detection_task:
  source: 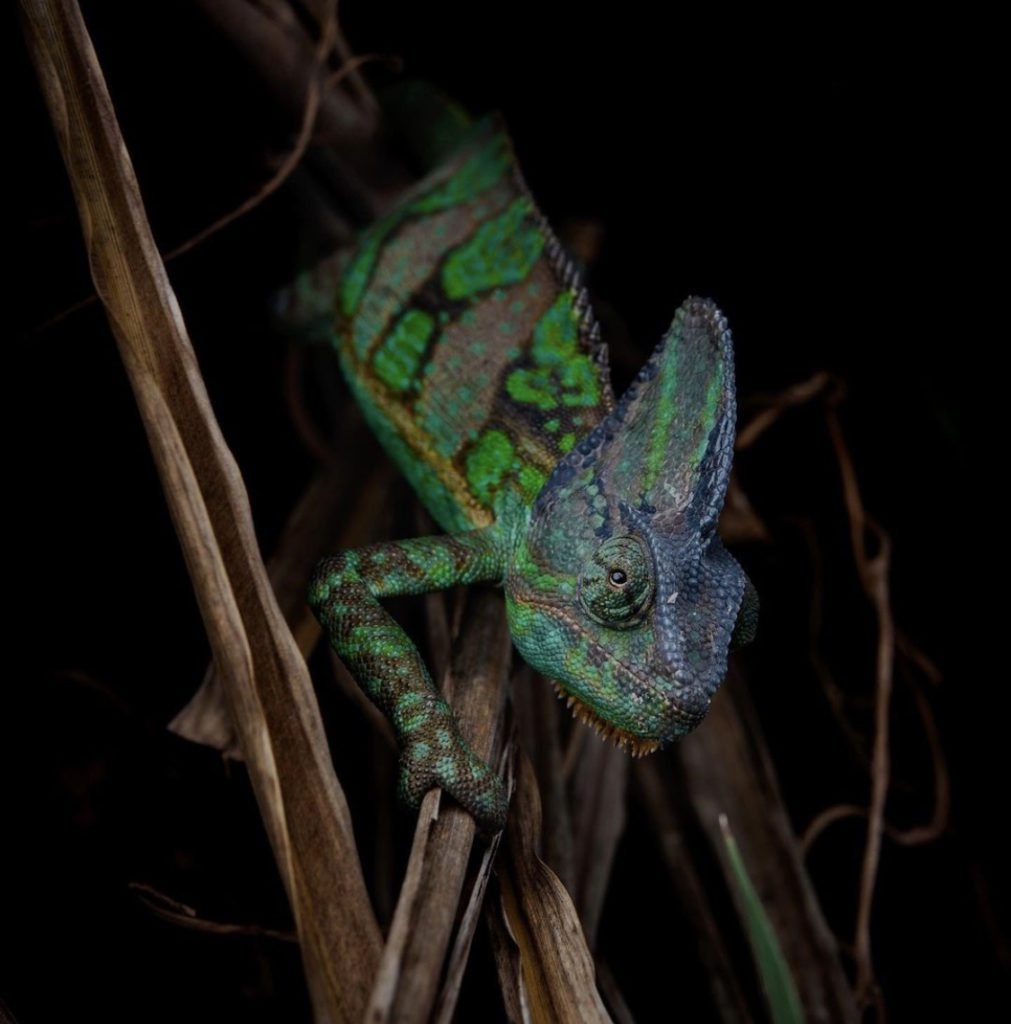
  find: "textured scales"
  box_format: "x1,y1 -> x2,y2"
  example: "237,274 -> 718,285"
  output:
310,118 -> 756,830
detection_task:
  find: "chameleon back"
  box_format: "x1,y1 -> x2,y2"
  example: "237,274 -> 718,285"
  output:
334,120 -> 614,533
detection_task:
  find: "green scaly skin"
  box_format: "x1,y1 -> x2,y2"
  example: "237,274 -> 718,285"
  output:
310,118 -> 756,831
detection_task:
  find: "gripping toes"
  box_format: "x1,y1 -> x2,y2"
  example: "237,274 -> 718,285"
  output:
398,731 -> 509,831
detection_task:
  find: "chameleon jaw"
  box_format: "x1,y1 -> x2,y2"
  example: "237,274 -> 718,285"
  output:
551,680 -> 661,758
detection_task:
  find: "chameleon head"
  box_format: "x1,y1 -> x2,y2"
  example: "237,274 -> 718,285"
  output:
504,297 -> 755,751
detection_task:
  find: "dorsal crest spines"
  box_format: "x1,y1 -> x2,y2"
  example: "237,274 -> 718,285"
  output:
518,170 -> 614,413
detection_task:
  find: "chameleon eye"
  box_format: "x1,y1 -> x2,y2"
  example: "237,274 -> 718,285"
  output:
579,535 -> 654,628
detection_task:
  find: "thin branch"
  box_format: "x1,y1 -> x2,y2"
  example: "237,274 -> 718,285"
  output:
802,673 -> 950,854
128,882 -> 297,943
736,371 -> 835,450
33,24 -> 389,336
164,52 -> 389,262
826,406 -> 893,1008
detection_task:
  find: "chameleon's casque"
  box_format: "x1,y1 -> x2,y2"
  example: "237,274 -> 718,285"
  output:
310,116 -> 756,829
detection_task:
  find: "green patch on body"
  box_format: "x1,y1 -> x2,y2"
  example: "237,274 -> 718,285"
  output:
506,367 -> 558,410
465,429 -> 516,506
505,292 -> 601,413
373,309 -> 435,392
518,464 -> 547,502
442,199 -> 545,300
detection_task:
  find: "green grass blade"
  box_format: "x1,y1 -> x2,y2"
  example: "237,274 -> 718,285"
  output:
720,814 -> 805,1024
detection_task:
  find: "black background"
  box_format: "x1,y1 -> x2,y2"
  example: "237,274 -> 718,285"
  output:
5,2 -> 999,1021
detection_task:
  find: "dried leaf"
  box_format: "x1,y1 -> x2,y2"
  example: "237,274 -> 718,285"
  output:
171,425 -> 390,754
19,2 -> 380,1019
494,751 -> 613,1024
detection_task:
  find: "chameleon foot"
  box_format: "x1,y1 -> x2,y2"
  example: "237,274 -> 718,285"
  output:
398,735 -> 509,832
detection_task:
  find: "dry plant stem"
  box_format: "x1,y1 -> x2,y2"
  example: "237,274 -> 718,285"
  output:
171,413 -> 389,753
676,675 -> 859,1024
433,763 -> 511,1024
194,0 -> 410,217
195,0 -> 371,144
288,0 -> 382,118
633,757 -> 753,1022
493,751 -> 613,1024
802,679 -> 950,853
826,409 -> 895,1007
128,882 -> 297,943
35,6 -> 360,332
798,517 -> 874,767
19,4 -> 380,1020
367,588 -> 512,1024
487,906 -> 526,1024
165,53 -> 385,263
735,371 -> 835,451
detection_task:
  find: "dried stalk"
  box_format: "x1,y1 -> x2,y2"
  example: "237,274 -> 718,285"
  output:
825,408 -> 893,1007
492,751 -> 613,1024
19,2 -> 380,1019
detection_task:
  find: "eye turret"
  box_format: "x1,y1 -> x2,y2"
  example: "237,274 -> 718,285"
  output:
578,535 -> 654,628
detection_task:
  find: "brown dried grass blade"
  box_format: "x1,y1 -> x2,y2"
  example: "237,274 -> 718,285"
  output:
367,588 -> 512,1023
433,784 -> 511,1024
493,751 -> 613,1024
19,3 -> 380,1019
676,675 -> 859,1023
171,413 -> 388,754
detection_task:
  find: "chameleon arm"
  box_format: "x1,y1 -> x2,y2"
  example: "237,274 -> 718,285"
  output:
309,528 -> 509,829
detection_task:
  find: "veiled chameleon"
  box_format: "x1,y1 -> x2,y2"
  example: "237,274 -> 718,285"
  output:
310,118 -> 757,829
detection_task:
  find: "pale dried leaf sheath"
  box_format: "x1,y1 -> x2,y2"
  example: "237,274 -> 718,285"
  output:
171,419 -> 388,755
494,753 -> 613,1024
20,3 -> 380,1021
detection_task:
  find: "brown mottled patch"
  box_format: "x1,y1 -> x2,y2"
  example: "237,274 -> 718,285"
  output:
414,259 -> 558,466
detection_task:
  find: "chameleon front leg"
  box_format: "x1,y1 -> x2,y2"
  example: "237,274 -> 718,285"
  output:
309,529 -> 509,830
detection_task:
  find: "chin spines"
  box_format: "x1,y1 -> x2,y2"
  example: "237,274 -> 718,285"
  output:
551,681 -> 661,757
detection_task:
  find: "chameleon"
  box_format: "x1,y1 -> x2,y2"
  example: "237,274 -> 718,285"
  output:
308,116 -> 757,831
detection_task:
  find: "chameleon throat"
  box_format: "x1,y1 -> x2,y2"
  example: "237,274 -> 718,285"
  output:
551,680 -> 662,757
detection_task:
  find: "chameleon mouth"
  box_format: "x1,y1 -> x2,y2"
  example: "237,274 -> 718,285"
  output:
551,681 -> 661,757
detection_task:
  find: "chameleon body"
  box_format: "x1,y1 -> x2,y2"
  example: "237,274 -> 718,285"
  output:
310,119 -> 756,829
